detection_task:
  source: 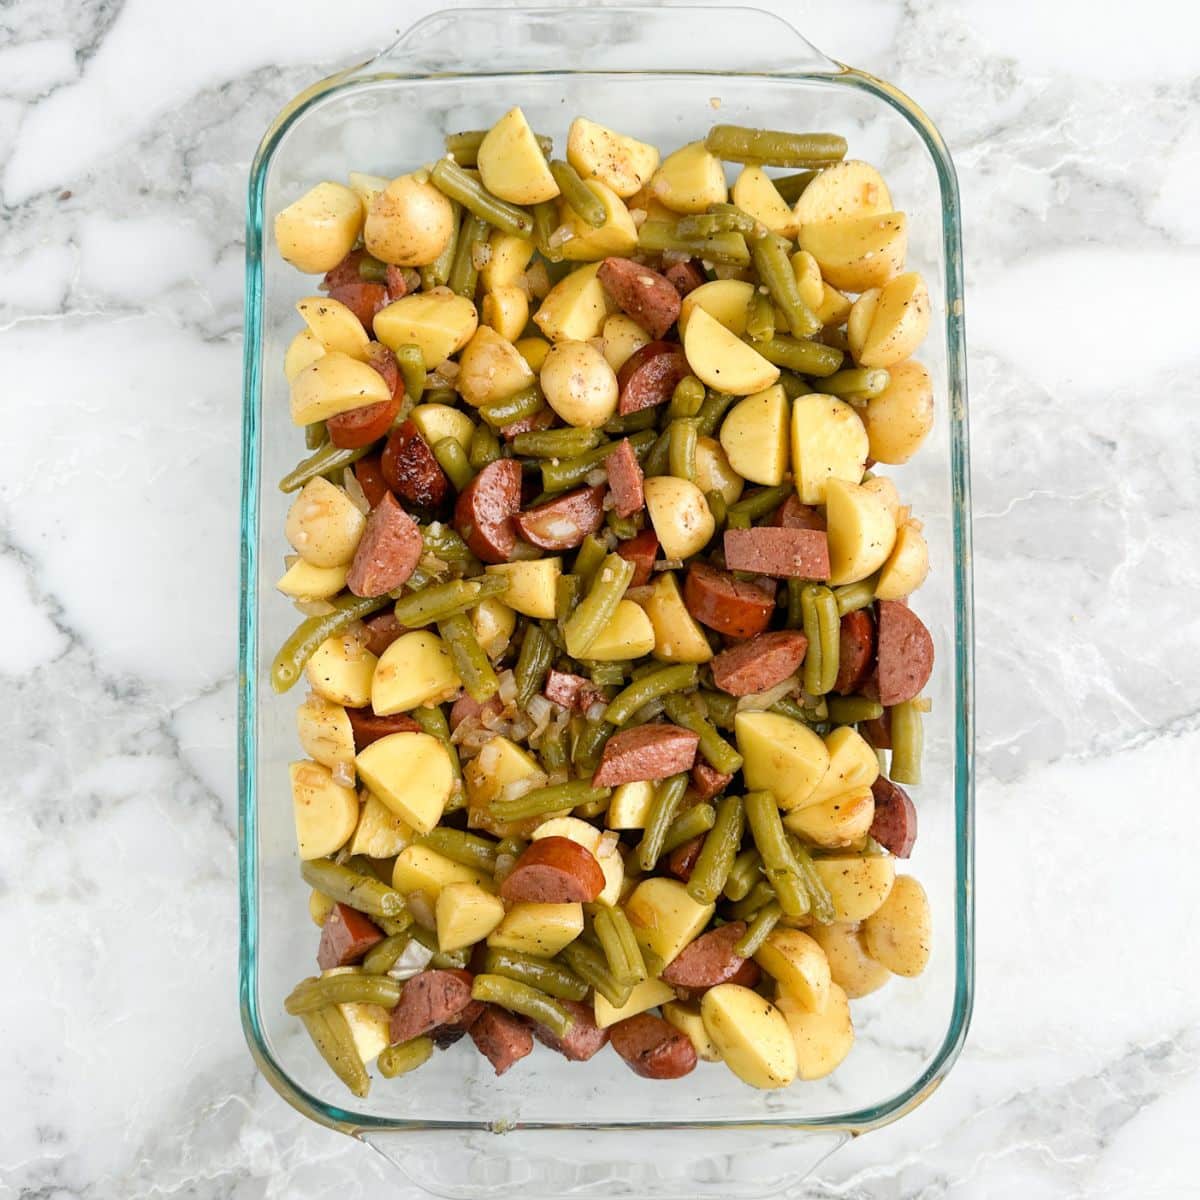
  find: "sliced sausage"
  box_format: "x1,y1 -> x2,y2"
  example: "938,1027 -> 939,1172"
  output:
532,997 -> 610,1062
833,609 -> 876,695
345,706 -> 422,750
617,341 -> 690,415
609,1013 -> 698,1080
605,439 -> 645,518
385,264 -> 411,300
454,458 -> 522,564
691,761 -> 733,802
683,562 -> 775,639
322,248 -> 371,291
664,258 -> 706,298
431,1024 -> 470,1049
661,922 -> 750,989
771,495 -> 827,531
512,484 -> 606,551
382,419 -> 448,509
710,630 -> 808,697
362,609 -> 406,656
327,392 -> 402,449
873,600 -> 934,706
598,257 -> 683,340
667,835 -> 705,882
592,723 -> 700,787
468,1004 -> 534,1076
543,669 -> 607,714
723,527 -> 831,580
870,775 -> 917,858
449,693 -> 503,731
861,708 -> 892,750
389,968 -> 476,1046
316,902 -> 384,969
365,341 -> 402,398
499,836 -> 606,904
354,454 -> 392,508
502,406 -> 555,440
345,491 -> 423,597
616,528 -> 659,586
327,281 -> 389,335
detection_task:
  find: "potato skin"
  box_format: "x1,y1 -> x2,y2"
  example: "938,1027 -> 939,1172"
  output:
862,874 -> 932,977
365,174 -> 455,266
862,359 -> 935,465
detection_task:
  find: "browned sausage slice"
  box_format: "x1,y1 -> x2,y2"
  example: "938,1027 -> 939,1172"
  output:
661,922 -> 751,989
771,494 -> 827,531
666,835 -> 705,882
592,723 -> 700,787
710,630 -> 808,696
543,669 -> 607,714
598,257 -> 683,339
346,491 -> 423,597
454,458 -> 523,563
499,836 -> 606,904
388,968 -> 476,1045
605,438 -> 645,518
345,706 -> 422,750
326,282 -> 389,336
833,609 -> 876,695
512,484 -> 606,550
616,528 -> 659,586
468,1004 -> 534,1076
384,264 -> 411,300
532,997 -> 610,1061
365,341 -> 402,401
691,761 -> 733,802
860,708 -> 892,750
870,775 -> 917,858
361,609 -> 405,656
874,600 -> 934,706
723,527 -> 831,580
617,342 -> 690,415
316,903 -> 384,969
381,419 -> 449,509
663,258 -> 706,298
327,392 -> 402,450
609,1013 -> 698,1079
354,453 -> 392,509
683,562 -> 775,639
322,248 -> 371,291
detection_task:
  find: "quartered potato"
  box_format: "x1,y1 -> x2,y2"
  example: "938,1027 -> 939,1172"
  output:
701,984 -> 798,1090
290,760 -> 359,859
644,476 -> 716,560
558,180 -> 638,261
625,877 -> 714,966
485,558 -> 562,619
811,854 -> 896,922
305,633 -> 377,707
481,284 -> 529,343
295,693 -> 355,772
365,173 -> 456,266
735,711 -> 830,812
409,403 -> 476,451
349,792 -> 413,859
807,921 -> 891,998
876,520 -> 931,600
861,358 -> 934,464
862,874 -> 932,977
663,1001 -> 723,1062
478,107 -> 559,205
678,279 -> 754,337
515,335 -> 552,372
606,781 -> 657,830
487,902 -> 584,957
594,977 -> 675,1029
776,984 -> 854,1080
799,211 -> 907,293
824,478 -> 898,586
289,351 -> 392,425
683,307 -> 780,395
285,476 -> 366,568
581,598 -> 656,662
347,171 -> 389,207
356,732 -> 456,834
731,165 -> 796,237
393,843 -> 491,900
568,117 -> 660,198
861,473 -> 901,522
276,559 -> 348,601
651,141 -> 727,213
284,328 -> 325,381
792,160 -> 892,226
464,737 -> 547,812
533,261 -> 617,342
602,313 -> 651,372
753,928 -> 832,1011
638,571 -> 714,664
274,181 -> 363,274
296,296 -> 370,360
470,596 -> 517,659
789,393 -> 869,505
456,325 -> 536,408
373,291 -> 479,368
371,631 -> 462,714
482,233 -> 537,291
783,785 -> 875,848
719,384 -> 789,486
694,436 -> 744,506
436,882 -> 507,951
853,272 -> 931,368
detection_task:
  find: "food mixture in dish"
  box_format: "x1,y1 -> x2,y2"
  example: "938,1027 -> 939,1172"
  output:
270,109 -> 936,1096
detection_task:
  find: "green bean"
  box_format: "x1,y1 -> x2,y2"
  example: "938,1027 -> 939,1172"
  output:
447,211 -> 489,297
571,536 -> 608,591
490,779 -> 611,823
514,621 -> 555,707
563,553 -> 635,658
285,972 -> 402,1014
772,170 -> 817,204
468,422 -> 502,470
438,612 -> 498,702
889,700 -> 923,784
698,689 -> 738,729
603,407 -> 660,434
750,228 -> 821,338
786,840 -> 834,924
606,511 -> 640,539
483,949 -> 589,1001
676,210 -> 757,238
605,664 -> 698,726
362,931 -> 413,975
694,390 -> 738,438
746,289 -> 776,344
706,489 -> 728,530
271,593 -> 393,692
420,198 -> 461,290
394,344 -> 427,406
420,387 -> 458,409
727,483 -> 793,524
377,914 -> 414,937
279,441 -> 370,493
422,520 -> 476,564
429,158 -> 534,238
536,720 -> 568,775
558,940 -> 633,1008
304,421 -> 326,450
377,1036 -> 434,1079
778,370 -> 813,399
685,793 -> 744,904
833,574 -> 878,616
662,802 -> 717,855
663,376 -> 704,423
827,696 -> 885,725
432,437 -> 474,492
445,128 -> 553,166
591,905 -> 648,986
299,1007 -> 370,1097
547,159 -> 606,227
744,790 -> 799,875
723,847 -> 762,902
352,251 -> 388,283
572,718 -> 613,773
543,429 -> 654,491
300,858 -> 408,921
392,575 -> 508,628
553,574 -> 582,626
704,125 -> 848,167
786,577 -> 805,628
574,792 -> 610,819
757,335 -> 844,377
767,696 -> 807,725
636,773 -> 689,871
726,509 -> 751,530
587,661 -> 626,686
636,220 -> 751,266
728,878 -> 776,921
735,901 -> 782,957
513,426 -> 601,458
667,418 -> 699,482
766,866 -> 810,918
471,973 -> 574,1039
803,584 -> 839,695
818,367 -> 890,398
800,585 -> 822,696
641,428 -> 672,478
660,694 -> 743,774
533,200 -> 564,263
418,828 -> 498,873
479,384 -> 545,430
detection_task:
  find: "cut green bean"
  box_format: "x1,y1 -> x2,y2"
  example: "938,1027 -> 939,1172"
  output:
818,367 -> 890,398
746,289 -> 776,343
558,940 -> 633,1008
766,866 -> 810,918
698,689 -> 738,730
513,426 -> 602,458
439,612 -> 499,702
300,858 -> 409,920
636,220 -> 751,266
723,846 -> 762,902
704,125 -> 848,167
514,621 -> 555,707
421,520 -> 476,563
694,390 -> 738,438
377,1036 -> 434,1079
271,592 -> 393,692
479,384 -> 545,431
304,421 -> 326,450
744,790 -> 799,876
536,720 -> 568,774
362,931 -> 413,975
827,696 -> 885,725
471,974 -> 574,1039
800,585 -> 823,696
445,128 -> 553,166
392,575 -> 508,628
572,535 -> 609,590
417,828 -> 498,873
555,574 -> 582,625
642,428 -> 672,478
636,773 -> 689,871
483,949 -> 589,1002
786,577 -> 806,629
833,573 -> 878,615
574,791 -> 611,819
606,510 -> 640,539
541,429 -> 653,491
408,923 -> 471,970
533,200 -> 564,262
667,374 -> 707,420
587,661 -> 626,686
686,792 -> 744,903
706,489 -> 728,530
735,901 -> 782,957
299,1007 -> 370,1097
285,972 -> 402,1014
729,878 -> 776,921
490,779 -> 611,824
667,418 -> 699,482
548,159 -> 606,226
279,441 -> 370,493
778,370 -> 813,399
395,344 -> 427,406
889,700 -> 923,784
757,335 -> 844,376
676,210 -> 756,237
662,802 -> 717,855
772,170 -> 817,203
429,158 -> 535,238
446,211 -> 488,297
467,422 -> 502,471
422,387 -> 458,408
801,584 -> 839,695
563,553 -> 635,658
603,407 -> 660,434
727,483 -> 793,524
789,840 -> 835,924
433,437 -> 474,492
750,228 -> 821,338
605,664 -> 698,726
571,718 -> 613,773
591,904 -> 648,985
661,694 -> 743,773
354,252 -> 388,283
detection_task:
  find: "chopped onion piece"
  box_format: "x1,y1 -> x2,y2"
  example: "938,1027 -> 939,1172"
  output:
736,674 -> 801,712
406,891 -> 436,932
387,938 -> 435,981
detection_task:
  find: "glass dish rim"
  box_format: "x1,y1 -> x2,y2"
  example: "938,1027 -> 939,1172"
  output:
237,2 -> 975,1140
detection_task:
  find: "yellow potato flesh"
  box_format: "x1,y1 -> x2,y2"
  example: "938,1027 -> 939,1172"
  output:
662,1001 -> 723,1061
701,984 -> 798,1090
783,785 -> 875,849
811,854 -> 896,922
481,285 -> 529,343
754,928 -> 832,1011
857,272 -> 931,368
678,279 -> 755,337
464,736 -> 547,811
533,261 -> 616,342
559,180 -> 638,261
296,296 -> 370,360
371,631 -> 462,715
776,985 -> 854,1080
651,141 -> 727,214
487,903 -> 584,957
862,358 -> 935,465
862,874 -> 932,977
295,693 -> 355,771
643,475 -> 716,560
602,313 -> 651,373
451,325 -> 534,409
356,732 -> 455,835
305,634 -> 377,707
792,160 -> 893,227
734,711 -> 830,811
480,232 -> 536,292
694,436 -> 745,507
373,292 -> 479,369
409,403 -> 476,451
393,844 -> 491,900
515,336 -> 551,372
594,977 -> 675,1029
568,117 -> 660,198
478,107 -> 560,205
789,393 -> 869,505
485,558 -> 562,619
579,598 -> 655,662
289,351 -> 392,425
875,522 -> 931,600
274,181 -> 363,274
285,476 -> 366,568
824,477 -> 898,586
364,174 -> 455,266
732,165 -> 796,237
276,559 -> 348,601
683,307 -> 779,395
808,922 -> 891,999
719,384 -> 789,486
436,882 -> 507,952
624,877 -> 714,966
638,571 -> 713,664
289,760 -> 359,860
470,597 -> 516,659
349,792 -> 413,859
799,212 -> 907,293
807,728 -> 879,814
605,780 -> 656,829
284,329 -> 325,381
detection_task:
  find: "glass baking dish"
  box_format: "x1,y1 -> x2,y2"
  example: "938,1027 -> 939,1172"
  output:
238,6 -> 974,1195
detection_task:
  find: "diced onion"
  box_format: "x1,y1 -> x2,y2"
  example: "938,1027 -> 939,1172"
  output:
654,559 -> 684,572
331,760 -> 356,788
585,467 -> 609,488
342,468 -> 370,515
406,892 -> 436,931
597,830 -> 620,860
497,669 -> 518,707
387,939 -> 435,981
736,674 -> 801,712
585,700 -> 608,723
295,599 -> 335,617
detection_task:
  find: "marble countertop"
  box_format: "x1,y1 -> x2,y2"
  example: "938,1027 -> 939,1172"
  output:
2,1 -> 1198,1196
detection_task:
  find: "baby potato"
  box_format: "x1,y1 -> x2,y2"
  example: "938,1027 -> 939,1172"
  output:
639,570 -> 715,664
651,141 -> 728,213
814,282 -> 853,328
487,902 -> 584,957
811,854 -> 896,922
365,173 -> 456,266
807,921 -> 891,998
594,977 -> 675,1029
464,736 -> 547,811
356,731 -> 456,835
662,1001 -> 723,1062
791,249 -> 825,311
515,336 -> 551,372
373,291 -> 479,369
480,232 -> 536,292
825,478 -> 898,586
285,476 -> 366,568
347,171 -> 389,207
436,882 -> 507,952
694,435 -> 744,507
457,325 -> 536,409
296,296 -> 370,360
481,284 -> 530,343
861,473 -> 901,522
296,692 -> 355,772
678,279 -> 755,336
735,711 -> 831,811
792,160 -> 893,227
783,785 -> 875,849
349,792 -> 413,858
876,521 -> 930,600
558,180 -> 639,261
807,726 -> 881,807
644,476 -> 716,561
409,403 -> 476,452
861,359 -> 934,465
371,631 -> 462,714
719,384 -> 789,486
776,984 -> 854,1081
846,287 -> 878,362
274,181 -> 363,274
606,780 -> 657,830
276,559 -> 348,601
799,212 -> 907,293
284,328 -> 325,381
478,106 -> 560,205
683,307 -> 780,395
862,874 -> 932,977
485,558 -> 562,619
289,350 -> 392,425
789,393 -> 869,505
624,877 -> 715,966
568,117 -> 660,198
289,760 -> 359,859
581,598 -> 656,662
540,340 -> 619,428
306,633 -> 377,707
393,844 -> 491,900
731,165 -> 796,237
310,889 -> 335,927
602,313 -> 651,373
855,272 -> 931,368
470,596 -> 516,659
533,261 -> 617,342
754,928 -> 832,1012
701,984 -> 797,1090
532,815 -> 624,906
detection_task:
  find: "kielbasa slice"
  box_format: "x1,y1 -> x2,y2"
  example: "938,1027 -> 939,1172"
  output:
723,527 -> 831,580
346,491 -> 423,597
382,419 -> 448,509
322,248 -> 371,291
683,562 -> 775,639
710,630 -> 808,697
617,342 -> 690,415
454,458 -> 522,564
609,1013 -> 698,1080
327,392 -> 402,449
663,258 -> 707,298
499,837 -> 606,904
666,835 -> 705,882
361,609 -> 406,656
532,997 -> 610,1062
384,264 -> 411,301
389,969 -> 476,1046
513,484 -> 606,551
502,406 -> 555,440
833,609 -> 876,695
592,723 -> 700,787
616,528 -> 659,586
870,775 -> 917,858
661,922 -> 750,989
326,282 -> 389,336
468,1004 -> 534,1076
771,494 -> 827,531
543,670 -> 607,714
874,600 -> 934,706
691,761 -> 733,802
598,257 -> 683,340
354,454 -> 392,508
861,709 -> 892,750
345,706 -> 422,750
605,438 -> 645,518
316,902 -> 384,969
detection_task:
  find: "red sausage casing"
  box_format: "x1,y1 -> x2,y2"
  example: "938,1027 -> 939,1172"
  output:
617,342 -> 690,415
513,485 -> 606,551
346,491 -> 423,597
316,903 -> 384,969
661,922 -> 750,989
605,439 -> 645,518
617,528 -> 659,586
382,419 -> 449,509
872,600 -> 934,706
609,1013 -> 698,1079
499,836 -> 606,904
870,775 -> 918,858
388,969 -> 476,1045
468,1004 -> 534,1076
833,608 -> 876,695
454,458 -> 523,564
683,562 -> 775,639
532,997 -> 610,1061
598,257 -> 683,340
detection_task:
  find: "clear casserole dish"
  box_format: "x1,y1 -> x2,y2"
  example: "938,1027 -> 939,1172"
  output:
238,6 -> 974,1195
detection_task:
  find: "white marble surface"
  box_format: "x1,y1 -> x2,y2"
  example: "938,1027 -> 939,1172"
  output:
2,0 -> 1198,1196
